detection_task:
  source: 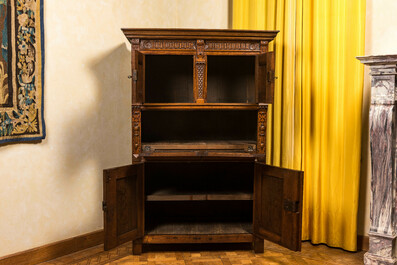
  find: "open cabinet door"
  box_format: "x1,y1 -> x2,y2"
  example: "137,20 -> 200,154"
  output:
256,52 -> 275,104
253,163 -> 303,251
103,163 -> 144,250
132,51 -> 144,103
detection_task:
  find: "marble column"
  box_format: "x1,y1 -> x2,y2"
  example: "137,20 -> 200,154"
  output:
357,55 -> 397,265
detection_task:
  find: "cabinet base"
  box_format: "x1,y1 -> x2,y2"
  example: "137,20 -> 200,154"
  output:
130,234 -> 262,255
143,234 -> 253,244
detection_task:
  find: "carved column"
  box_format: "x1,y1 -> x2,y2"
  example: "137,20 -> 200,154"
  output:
358,55 -> 397,265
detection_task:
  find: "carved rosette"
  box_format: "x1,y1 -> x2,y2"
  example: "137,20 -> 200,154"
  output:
132,105 -> 141,158
257,105 -> 267,155
140,40 -> 196,50
205,41 -> 260,52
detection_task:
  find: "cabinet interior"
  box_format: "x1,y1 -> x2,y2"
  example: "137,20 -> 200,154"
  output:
145,55 -> 194,103
144,161 -> 253,235
207,56 -> 256,103
141,110 -> 257,143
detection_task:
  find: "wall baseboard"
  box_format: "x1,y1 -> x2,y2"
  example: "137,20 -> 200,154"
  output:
0,230 -> 369,264
0,230 -> 103,265
357,235 -> 369,252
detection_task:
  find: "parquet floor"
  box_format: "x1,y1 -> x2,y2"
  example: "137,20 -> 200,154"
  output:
40,240 -> 364,265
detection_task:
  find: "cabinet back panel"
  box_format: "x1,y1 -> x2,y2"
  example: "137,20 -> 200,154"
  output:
141,110 -> 257,142
207,56 -> 255,103
145,55 -> 194,103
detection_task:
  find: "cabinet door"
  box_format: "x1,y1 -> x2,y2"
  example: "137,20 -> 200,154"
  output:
256,52 -> 275,104
253,162 -> 303,251
103,163 -> 144,250
132,51 -> 144,103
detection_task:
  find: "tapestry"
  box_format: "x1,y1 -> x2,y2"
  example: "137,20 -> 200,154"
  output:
0,0 -> 45,144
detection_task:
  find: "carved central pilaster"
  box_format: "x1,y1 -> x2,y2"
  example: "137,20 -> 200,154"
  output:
194,40 -> 207,103
358,55 -> 397,265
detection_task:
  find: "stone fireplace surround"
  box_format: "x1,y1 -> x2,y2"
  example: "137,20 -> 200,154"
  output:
358,55 -> 397,265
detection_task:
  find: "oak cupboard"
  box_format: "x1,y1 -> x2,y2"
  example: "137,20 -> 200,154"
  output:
102,29 -> 304,255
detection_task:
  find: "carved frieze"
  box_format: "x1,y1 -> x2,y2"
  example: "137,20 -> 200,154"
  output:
140,40 -> 196,50
205,41 -> 260,51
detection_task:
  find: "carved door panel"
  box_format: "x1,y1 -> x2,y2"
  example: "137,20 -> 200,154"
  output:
253,162 -> 303,251
103,163 -> 144,250
132,51 -> 145,103
256,51 -> 275,104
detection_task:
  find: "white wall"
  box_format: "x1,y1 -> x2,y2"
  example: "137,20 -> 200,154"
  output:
0,0 -> 229,257
357,0 -> 397,236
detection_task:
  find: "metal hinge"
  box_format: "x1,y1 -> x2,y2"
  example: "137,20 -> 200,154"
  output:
132,69 -> 138,81
102,201 -> 107,212
283,200 -> 299,213
267,70 -> 277,83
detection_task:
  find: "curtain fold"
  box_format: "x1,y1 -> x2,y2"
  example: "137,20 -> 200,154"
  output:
233,0 -> 365,251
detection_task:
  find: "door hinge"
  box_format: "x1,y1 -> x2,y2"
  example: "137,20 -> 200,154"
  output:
102,201 -> 108,212
132,69 -> 138,81
267,70 -> 277,83
283,200 -> 299,213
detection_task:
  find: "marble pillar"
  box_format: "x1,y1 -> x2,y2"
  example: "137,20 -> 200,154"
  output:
357,55 -> 397,265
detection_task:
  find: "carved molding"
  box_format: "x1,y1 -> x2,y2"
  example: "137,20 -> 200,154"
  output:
196,62 -> 205,99
257,106 -> 267,154
140,40 -> 196,50
131,38 -> 140,50
205,41 -> 260,51
132,106 -> 141,156
260,41 -> 268,53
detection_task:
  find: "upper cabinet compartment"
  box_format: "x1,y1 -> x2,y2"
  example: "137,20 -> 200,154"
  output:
145,55 -> 194,103
123,29 -> 279,106
207,56 -> 255,103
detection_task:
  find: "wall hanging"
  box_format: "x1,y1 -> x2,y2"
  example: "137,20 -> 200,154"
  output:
0,0 -> 45,144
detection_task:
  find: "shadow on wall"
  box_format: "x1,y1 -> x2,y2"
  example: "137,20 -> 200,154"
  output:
61,43 -> 132,178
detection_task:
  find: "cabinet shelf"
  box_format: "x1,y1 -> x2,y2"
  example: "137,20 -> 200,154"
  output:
146,190 -> 253,201
146,221 -> 253,235
141,103 -> 260,110
142,141 -> 256,151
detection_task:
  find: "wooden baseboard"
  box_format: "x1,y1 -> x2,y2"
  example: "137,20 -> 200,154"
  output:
0,230 -> 104,265
357,235 -> 369,251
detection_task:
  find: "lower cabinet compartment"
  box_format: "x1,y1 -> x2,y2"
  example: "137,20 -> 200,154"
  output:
145,201 -> 253,235
103,161 -> 303,252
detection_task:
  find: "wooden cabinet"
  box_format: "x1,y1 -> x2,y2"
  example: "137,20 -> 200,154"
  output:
103,29 -> 304,254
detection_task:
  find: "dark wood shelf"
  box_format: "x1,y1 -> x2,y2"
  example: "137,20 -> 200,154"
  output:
146,221 -> 252,235
146,190 -> 253,201
141,103 -> 260,110
142,141 -> 256,151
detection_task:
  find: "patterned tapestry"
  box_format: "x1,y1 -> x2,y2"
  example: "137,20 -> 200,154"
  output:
0,0 -> 45,144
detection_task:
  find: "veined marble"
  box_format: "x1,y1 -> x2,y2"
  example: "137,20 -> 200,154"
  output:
358,54 -> 397,265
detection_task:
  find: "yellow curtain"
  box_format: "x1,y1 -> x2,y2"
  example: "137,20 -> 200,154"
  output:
233,0 -> 365,251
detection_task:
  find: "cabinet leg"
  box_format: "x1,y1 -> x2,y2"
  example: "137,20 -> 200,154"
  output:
253,236 -> 264,253
132,239 -> 142,255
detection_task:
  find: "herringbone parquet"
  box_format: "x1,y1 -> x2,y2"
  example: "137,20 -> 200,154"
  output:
40,240 -> 364,265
